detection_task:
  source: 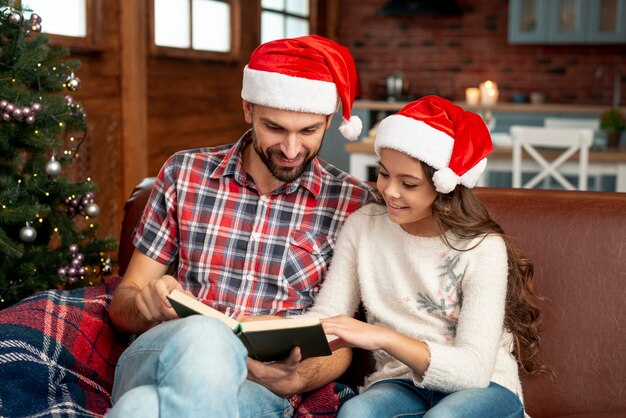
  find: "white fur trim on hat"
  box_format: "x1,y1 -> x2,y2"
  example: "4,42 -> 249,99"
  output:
432,157 -> 488,193
339,115 -> 362,141
242,66 -> 338,115
459,158 -> 487,188
374,114 -> 453,170
432,167 -> 458,193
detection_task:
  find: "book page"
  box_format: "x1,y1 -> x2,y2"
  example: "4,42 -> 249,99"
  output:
240,316 -> 321,332
167,289 -> 239,330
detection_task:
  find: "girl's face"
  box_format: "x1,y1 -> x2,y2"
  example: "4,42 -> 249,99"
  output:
376,148 -> 439,236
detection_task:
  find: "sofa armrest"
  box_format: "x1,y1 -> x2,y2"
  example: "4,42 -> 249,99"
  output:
117,177 -> 156,276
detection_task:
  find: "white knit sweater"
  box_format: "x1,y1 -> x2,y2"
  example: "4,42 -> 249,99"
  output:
308,203 -> 524,402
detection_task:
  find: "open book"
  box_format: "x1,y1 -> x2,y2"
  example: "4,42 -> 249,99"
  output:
166,290 -> 332,362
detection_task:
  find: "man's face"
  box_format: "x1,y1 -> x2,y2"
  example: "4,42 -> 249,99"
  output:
243,102 -> 331,183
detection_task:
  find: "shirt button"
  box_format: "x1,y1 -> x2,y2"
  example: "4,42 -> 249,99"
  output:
259,195 -> 269,204
251,232 -> 261,241
245,274 -> 254,281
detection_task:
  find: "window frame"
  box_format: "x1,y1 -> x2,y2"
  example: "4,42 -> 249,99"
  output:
260,0 -> 317,43
149,0 -> 241,62
17,0 -> 103,51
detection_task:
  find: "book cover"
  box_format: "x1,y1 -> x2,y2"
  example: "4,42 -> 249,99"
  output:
167,290 -> 332,362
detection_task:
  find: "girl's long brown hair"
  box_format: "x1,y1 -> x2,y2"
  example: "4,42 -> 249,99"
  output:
377,163 -> 549,376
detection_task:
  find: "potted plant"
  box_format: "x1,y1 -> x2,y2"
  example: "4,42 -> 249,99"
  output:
600,107 -> 626,147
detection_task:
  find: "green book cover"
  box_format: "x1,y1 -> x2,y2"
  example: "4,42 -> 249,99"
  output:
167,290 -> 332,362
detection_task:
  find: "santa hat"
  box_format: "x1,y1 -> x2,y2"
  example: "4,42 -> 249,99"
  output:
374,95 -> 493,193
241,35 -> 362,141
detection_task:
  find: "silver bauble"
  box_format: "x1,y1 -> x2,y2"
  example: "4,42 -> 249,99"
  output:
84,202 -> 100,217
20,223 -> 37,243
8,10 -> 24,26
65,73 -> 81,92
45,157 -> 62,177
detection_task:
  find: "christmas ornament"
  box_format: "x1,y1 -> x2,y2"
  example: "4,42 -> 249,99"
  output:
65,192 -> 100,217
84,202 -> 100,217
7,10 -> 24,27
29,13 -> 42,33
0,100 -> 41,124
20,222 -> 37,243
65,72 -> 81,92
45,156 -> 62,177
57,244 -> 86,284
102,257 -> 112,274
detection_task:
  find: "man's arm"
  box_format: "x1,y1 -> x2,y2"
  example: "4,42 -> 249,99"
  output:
247,346 -> 352,398
109,249 -> 181,334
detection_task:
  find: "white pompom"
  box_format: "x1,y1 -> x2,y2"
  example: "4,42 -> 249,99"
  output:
338,115 -> 362,141
432,167 -> 460,194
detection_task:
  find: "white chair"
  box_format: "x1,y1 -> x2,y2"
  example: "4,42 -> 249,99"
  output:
510,126 -> 594,191
544,118 -> 603,190
543,117 -> 600,131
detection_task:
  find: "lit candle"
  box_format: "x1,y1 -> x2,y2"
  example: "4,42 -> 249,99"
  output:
479,80 -> 499,106
465,87 -> 480,106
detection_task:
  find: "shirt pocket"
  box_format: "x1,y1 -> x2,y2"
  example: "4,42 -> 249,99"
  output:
282,230 -> 334,297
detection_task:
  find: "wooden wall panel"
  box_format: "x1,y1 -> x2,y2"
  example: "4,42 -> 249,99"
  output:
67,1 -> 123,247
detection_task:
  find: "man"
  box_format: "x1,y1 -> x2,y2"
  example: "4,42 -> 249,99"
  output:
107,35 -> 373,417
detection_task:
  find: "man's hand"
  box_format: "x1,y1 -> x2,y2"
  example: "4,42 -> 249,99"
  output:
246,346 -> 303,398
135,274 -> 183,324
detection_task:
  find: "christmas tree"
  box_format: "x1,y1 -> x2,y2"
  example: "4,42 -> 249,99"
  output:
0,2 -> 117,308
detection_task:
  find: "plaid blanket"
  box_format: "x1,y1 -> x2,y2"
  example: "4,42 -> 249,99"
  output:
0,276 -> 355,417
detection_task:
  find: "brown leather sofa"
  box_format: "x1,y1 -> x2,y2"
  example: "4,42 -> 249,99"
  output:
119,178 -> 626,418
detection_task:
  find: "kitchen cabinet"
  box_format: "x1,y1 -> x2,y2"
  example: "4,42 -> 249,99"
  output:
509,0 -> 626,44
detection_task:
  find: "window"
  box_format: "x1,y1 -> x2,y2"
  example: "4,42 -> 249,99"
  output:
151,0 -> 240,61
20,0 -> 101,50
261,0 -> 313,44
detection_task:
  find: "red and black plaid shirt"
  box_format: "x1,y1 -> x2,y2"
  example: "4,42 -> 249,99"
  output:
134,131 -> 373,318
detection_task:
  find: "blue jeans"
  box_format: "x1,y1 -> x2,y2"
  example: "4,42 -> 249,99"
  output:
107,316 -> 293,418
337,379 -> 524,418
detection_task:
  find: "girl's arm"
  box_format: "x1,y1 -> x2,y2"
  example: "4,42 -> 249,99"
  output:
324,235 -> 510,393
321,315 -> 431,377
304,212 -> 363,319
419,235 -> 509,391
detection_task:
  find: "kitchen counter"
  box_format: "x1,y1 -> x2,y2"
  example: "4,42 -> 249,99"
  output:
354,99 -> 626,115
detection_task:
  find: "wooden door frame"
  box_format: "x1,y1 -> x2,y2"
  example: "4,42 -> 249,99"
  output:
119,0 -> 149,203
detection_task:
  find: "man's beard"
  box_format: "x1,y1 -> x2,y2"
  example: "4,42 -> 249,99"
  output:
251,130 -> 321,183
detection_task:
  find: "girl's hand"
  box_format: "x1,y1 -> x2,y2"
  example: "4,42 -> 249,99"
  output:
321,315 -> 388,351
323,315 -> 431,377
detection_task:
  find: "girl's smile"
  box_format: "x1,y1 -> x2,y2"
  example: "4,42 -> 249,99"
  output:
376,148 -> 439,237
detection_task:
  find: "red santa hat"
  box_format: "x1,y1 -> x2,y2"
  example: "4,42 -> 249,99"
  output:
374,95 -> 493,193
241,35 -> 362,141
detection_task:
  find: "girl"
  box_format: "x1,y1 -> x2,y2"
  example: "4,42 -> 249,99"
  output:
308,96 -> 546,417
